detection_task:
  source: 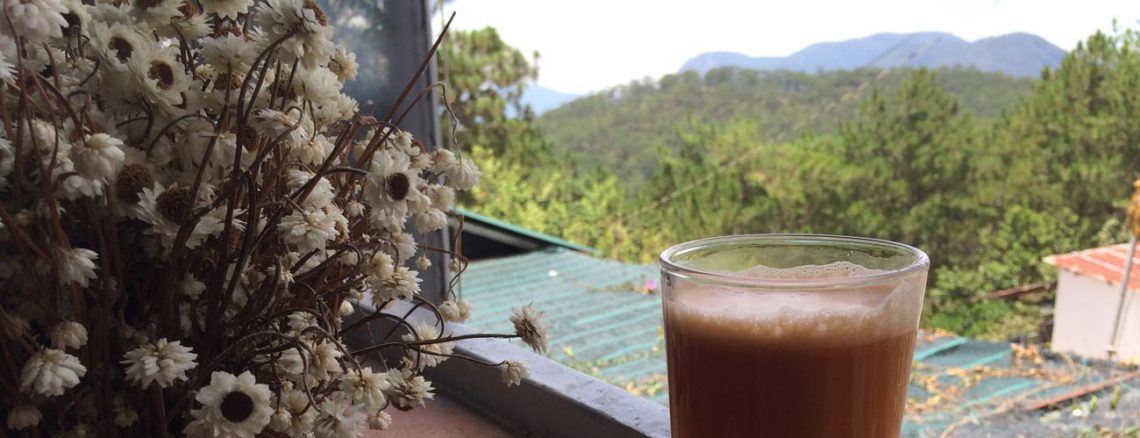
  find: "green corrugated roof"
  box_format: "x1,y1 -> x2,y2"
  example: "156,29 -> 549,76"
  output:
460,250 -> 1140,435
452,207 -> 599,255
460,248 -> 664,392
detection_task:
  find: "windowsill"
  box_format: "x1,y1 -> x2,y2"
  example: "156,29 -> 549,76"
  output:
344,300 -> 671,437
367,393 -> 513,437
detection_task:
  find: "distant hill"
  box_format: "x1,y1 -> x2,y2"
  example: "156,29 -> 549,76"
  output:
539,67 -> 1035,187
520,84 -> 580,115
680,32 -> 1065,78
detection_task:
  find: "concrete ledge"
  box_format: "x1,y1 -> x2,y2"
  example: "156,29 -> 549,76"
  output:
343,301 -> 671,438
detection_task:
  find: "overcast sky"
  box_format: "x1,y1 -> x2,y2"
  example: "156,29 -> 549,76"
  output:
441,0 -> 1140,94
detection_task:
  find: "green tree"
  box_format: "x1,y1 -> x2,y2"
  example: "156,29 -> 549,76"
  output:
989,29 -> 1140,226
440,27 -> 542,159
629,118 -> 774,261
926,206 -> 1087,339
440,28 -> 628,255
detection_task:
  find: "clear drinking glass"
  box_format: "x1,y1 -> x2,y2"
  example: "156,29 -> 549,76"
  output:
659,234 -> 929,438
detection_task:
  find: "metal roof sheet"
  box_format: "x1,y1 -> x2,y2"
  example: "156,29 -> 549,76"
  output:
453,207 -> 599,255
1045,243 -> 1140,290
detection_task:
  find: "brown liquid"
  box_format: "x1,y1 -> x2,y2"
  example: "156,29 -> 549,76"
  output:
664,290 -> 919,438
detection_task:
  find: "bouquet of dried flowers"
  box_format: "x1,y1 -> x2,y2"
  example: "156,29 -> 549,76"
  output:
0,0 -> 548,436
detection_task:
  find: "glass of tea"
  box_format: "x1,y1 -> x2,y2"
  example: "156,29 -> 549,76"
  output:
659,234 -> 929,437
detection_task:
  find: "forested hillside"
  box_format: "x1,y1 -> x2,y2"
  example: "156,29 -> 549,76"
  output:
539,67 -> 1034,186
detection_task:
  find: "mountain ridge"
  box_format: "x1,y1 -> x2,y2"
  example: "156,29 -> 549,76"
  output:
680,32 -> 1065,78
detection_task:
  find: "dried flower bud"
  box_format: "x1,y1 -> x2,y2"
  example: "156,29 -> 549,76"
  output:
113,407 -> 138,427
438,300 -> 462,323
50,321 -> 89,350
500,361 -> 529,387
415,255 -> 431,270
7,404 -> 41,430
367,411 -> 392,430
510,305 -> 549,354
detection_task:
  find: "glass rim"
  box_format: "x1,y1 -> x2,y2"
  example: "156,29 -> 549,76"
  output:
659,234 -> 930,289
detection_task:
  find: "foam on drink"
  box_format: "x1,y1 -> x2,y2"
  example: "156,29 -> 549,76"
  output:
667,261 -> 924,348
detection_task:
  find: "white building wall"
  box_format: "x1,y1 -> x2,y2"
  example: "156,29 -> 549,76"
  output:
1116,281 -> 1140,361
1051,271 -> 1140,360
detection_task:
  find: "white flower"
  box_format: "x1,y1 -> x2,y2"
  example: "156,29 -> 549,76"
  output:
268,408 -> 292,434
4,0 -> 68,42
55,161 -> 107,200
390,232 -> 417,263
313,396 -> 365,438
338,300 -> 355,317
127,47 -> 190,110
415,208 -> 447,233
287,171 -> 335,208
50,321 -> 88,350
200,34 -> 257,71
121,338 -> 197,388
430,149 -> 457,174
134,182 -> 232,251
500,360 -> 529,387
181,275 -> 206,300
415,255 -> 432,270
368,205 -> 407,233
367,411 -> 392,430
89,22 -> 153,71
329,46 -> 358,81
295,67 -> 340,104
363,148 -> 422,212
6,404 -> 41,430
446,157 -> 481,190
286,311 -> 317,334
186,371 -> 273,438
20,348 -> 86,396
253,108 -> 309,148
385,370 -> 434,409
279,340 -> 342,382
371,266 -> 421,304
402,322 -> 453,370
278,206 -> 342,253
257,0 -> 333,69
201,0 -> 253,19
438,300 -> 470,323
289,133 -> 333,166
317,93 -> 357,125
57,247 -> 98,287
511,305 -> 550,354
339,366 -> 389,411
72,133 -> 126,180
345,200 -> 365,218
363,250 -> 394,283
426,184 -> 456,210
113,407 -> 138,427
274,388 -> 316,436
165,12 -> 211,39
